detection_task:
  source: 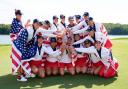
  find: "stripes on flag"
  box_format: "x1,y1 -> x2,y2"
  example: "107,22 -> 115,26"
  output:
100,24 -> 108,36
11,43 -> 32,75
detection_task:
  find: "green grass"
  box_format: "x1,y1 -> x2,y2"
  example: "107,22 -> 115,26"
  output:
0,39 -> 128,89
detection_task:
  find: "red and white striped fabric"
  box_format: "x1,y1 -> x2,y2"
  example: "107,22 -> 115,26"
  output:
11,43 -> 32,75
100,24 -> 108,37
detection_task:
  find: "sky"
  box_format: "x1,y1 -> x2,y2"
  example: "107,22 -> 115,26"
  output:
0,0 -> 128,24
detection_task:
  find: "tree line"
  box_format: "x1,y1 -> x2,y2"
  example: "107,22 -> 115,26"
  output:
0,23 -> 128,35
0,24 -> 10,35
104,23 -> 128,35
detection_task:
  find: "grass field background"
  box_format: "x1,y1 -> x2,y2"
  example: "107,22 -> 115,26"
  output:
0,38 -> 128,89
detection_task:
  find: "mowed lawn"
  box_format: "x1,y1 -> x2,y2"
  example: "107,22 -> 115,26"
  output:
0,39 -> 128,89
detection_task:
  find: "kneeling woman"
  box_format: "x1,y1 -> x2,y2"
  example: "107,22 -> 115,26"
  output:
75,39 -> 118,78
73,34 -> 90,74
29,34 -> 62,78
45,37 -> 61,76
59,41 -> 75,76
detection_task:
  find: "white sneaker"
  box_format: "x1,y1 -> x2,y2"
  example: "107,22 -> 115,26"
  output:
17,75 -> 27,82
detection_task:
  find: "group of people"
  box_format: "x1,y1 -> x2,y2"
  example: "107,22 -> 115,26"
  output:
10,9 -> 119,82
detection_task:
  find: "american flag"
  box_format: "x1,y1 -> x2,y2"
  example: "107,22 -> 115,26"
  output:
10,18 -> 23,41
11,28 -> 37,75
11,43 -> 32,75
100,24 -> 108,36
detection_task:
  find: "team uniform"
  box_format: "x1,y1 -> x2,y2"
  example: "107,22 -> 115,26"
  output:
67,23 -> 76,29
52,23 -> 59,31
73,32 -> 112,49
30,44 -> 61,68
58,48 -> 74,70
71,19 -> 89,38
72,21 -> 111,42
75,15 -> 82,24
71,20 -> 88,32
57,21 -> 67,36
35,27 -> 57,47
75,46 -> 118,78
29,44 -> 46,69
73,44 -> 89,68
57,22 -> 66,31
48,24 -> 58,31
45,46 -> 61,69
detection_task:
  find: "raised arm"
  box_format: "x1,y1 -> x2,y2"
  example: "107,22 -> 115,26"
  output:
36,28 -> 57,34
73,26 -> 89,34
42,46 -> 61,57
71,21 -> 88,32
75,46 -> 96,54
73,36 -> 94,45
